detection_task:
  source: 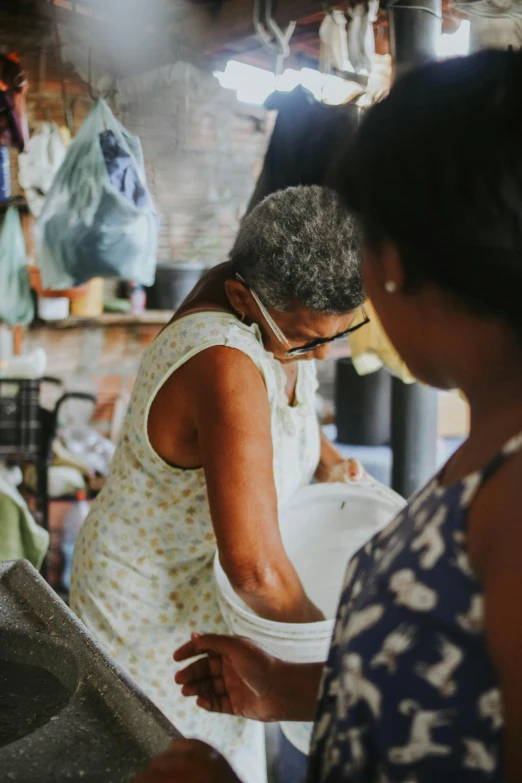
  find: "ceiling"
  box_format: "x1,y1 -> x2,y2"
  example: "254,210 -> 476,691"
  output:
5,0 -> 462,81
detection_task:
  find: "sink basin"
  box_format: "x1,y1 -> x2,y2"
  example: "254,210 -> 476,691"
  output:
0,631 -> 76,748
0,659 -> 71,748
0,561 -> 179,782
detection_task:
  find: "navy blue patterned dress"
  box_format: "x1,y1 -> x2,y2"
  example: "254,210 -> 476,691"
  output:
307,433 -> 522,783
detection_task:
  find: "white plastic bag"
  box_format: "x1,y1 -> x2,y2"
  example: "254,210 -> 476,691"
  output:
0,207 -> 34,325
18,122 -> 67,218
36,99 -> 158,289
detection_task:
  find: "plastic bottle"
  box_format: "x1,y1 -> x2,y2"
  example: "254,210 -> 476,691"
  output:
0,145 -> 11,201
129,281 -> 146,314
62,491 -> 90,591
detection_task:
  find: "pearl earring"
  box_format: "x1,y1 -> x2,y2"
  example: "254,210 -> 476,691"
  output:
385,281 -> 397,294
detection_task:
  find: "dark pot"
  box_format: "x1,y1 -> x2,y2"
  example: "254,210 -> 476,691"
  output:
335,358 -> 392,446
149,262 -> 207,312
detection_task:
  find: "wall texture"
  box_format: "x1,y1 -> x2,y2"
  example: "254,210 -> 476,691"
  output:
0,9 -> 269,430
117,63 -> 269,265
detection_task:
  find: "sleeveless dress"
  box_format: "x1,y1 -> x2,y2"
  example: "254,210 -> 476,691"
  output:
307,432 -> 522,783
70,312 -> 321,783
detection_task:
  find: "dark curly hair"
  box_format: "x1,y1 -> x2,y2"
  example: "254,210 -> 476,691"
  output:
334,49 -> 522,330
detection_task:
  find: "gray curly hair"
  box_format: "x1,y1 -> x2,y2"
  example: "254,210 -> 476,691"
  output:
231,185 -> 363,314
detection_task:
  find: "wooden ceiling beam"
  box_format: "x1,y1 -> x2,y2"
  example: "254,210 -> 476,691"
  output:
34,0 -> 328,75
177,0 -> 327,54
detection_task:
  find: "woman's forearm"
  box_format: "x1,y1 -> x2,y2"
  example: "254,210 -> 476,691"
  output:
275,660 -> 325,722
232,567 -> 324,623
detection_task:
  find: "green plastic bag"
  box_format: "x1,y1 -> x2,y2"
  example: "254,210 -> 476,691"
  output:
0,207 -> 34,325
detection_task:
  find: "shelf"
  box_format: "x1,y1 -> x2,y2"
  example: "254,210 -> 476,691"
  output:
31,311 -> 173,330
0,196 -> 29,213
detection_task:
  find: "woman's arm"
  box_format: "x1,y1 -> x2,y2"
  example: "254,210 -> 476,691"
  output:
315,426 -> 365,483
176,346 -> 322,623
174,633 -> 324,723
469,452 -> 522,783
134,739 -> 241,783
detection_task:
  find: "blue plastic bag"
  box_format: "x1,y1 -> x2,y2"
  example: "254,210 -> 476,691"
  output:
0,207 -> 34,325
36,100 -> 158,289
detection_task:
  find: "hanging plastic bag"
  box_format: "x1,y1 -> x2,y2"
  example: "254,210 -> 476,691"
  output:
0,207 -> 34,325
36,99 -> 158,289
18,122 -> 67,218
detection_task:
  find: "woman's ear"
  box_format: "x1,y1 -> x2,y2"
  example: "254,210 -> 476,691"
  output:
224,278 -> 255,320
364,239 -> 406,296
378,240 -> 406,293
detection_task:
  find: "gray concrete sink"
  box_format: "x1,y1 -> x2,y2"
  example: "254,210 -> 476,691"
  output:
0,561 -> 179,782
0,630 -> 76,748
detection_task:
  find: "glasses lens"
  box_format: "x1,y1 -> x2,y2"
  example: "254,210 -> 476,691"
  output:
286,310 -> 369,357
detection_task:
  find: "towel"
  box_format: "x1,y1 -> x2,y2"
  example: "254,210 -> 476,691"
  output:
0,468 -> 49,569
349,300 -> 415,383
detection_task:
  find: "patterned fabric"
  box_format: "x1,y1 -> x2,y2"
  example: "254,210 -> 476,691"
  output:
70,312 -> 321,783
0,379 -> 40,459
308,433 -> 522,783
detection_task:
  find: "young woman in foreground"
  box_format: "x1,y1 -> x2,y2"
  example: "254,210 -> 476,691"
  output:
136,50 -> 522,783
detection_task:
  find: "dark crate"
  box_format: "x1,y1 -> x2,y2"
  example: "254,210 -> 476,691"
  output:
0,378 -> 41,458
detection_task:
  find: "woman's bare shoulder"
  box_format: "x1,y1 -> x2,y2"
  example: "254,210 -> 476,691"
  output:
468,448 -> 522,576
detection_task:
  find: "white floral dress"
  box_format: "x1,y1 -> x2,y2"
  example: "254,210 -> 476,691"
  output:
70,312 -> 321,783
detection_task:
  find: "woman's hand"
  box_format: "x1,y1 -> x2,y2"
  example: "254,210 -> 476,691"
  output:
315,428 -> 367,483
174,633 -> 284,721
322,458 -> 367,483
174,633 -> 323,723
134,739 -> 241,783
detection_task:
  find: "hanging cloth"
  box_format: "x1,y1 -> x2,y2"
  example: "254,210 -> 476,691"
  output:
0,53 -> 29,152
18,123 -> 67,218
0,207 -> 34,326
36,99 -> 158,289
246,85 -> 359,214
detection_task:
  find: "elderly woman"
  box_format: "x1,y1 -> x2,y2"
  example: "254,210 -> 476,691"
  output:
70,185 -> 367,783
137,50 -> 522,783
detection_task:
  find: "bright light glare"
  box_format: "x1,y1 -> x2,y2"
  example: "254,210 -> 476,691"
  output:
214,61 -> 275,105
213,61 -> 359,106
437,20 -> 470,59
215,24 -> 470,106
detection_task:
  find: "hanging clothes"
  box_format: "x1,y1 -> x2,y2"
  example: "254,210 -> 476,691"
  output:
18,123 -> 68,218
246,86 -> 359,214
0,469 -> 49,569
0,207 -> 34,326
0,53 -> 29,153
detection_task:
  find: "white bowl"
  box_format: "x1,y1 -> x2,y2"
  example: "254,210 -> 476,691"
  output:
214,480 -> 406,754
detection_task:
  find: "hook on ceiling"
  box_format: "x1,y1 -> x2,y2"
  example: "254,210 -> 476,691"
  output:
253,0 -> 296,74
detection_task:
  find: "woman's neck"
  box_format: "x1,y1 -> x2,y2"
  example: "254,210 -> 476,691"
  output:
175,262 -> 235,319
443,341 -> 522,484
463,341 -> 522,435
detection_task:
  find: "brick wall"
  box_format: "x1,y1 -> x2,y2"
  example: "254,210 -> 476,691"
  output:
1,9 -> 269,263
116,63 -> 269,265
25,322 -> 163,438
0,9 -> 269,429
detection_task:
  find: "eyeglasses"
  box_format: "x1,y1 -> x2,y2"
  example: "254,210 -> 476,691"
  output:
236,274 -> 370,358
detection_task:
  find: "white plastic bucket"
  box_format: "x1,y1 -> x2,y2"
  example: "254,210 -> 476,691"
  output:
214,479 -> 406,755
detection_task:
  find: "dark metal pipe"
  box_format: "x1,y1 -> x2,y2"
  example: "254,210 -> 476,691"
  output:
391,379 -> 438,497
388,0 -> 442,79
388,0 -> 441,497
